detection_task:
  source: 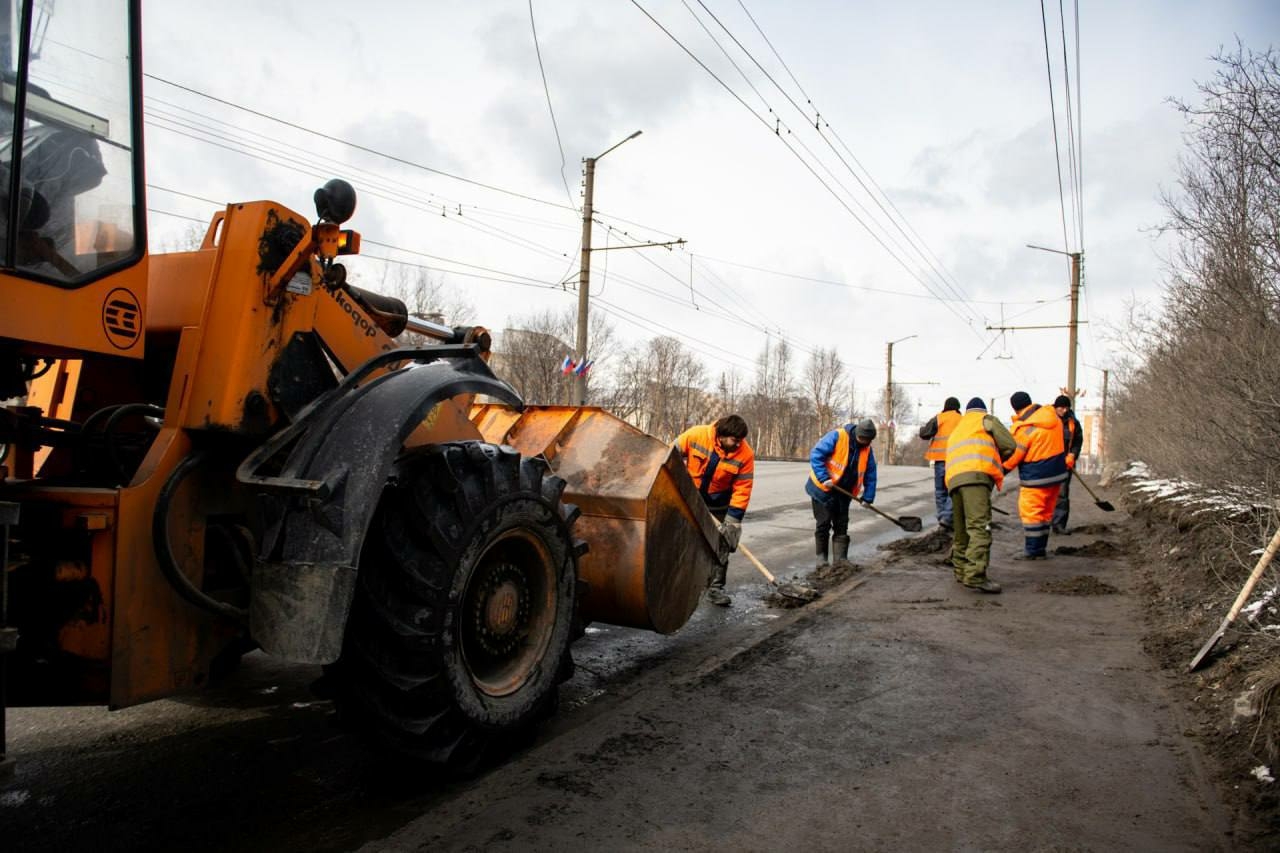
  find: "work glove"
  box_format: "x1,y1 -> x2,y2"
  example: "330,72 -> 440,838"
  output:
719,518 -> 742,552
858,497 -> 872,506
821,479 -> 834,489
1066,454 -> 1076,470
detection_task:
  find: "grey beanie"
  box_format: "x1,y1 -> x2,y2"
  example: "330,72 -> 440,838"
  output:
855,418 -> 877,440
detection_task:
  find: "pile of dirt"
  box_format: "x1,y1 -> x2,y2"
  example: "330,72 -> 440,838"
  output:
879,526 -> 951,556
1124,480 -> 1280,846
1054,539 -> 1124,558
763,560 -> 863,609
1037,575 -> 1119,596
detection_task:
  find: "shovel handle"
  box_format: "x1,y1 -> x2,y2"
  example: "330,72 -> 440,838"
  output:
1071,468 -> 1102,501
832,483 -> 903,526
1225,524 -> 1280,623
737,543 -> 776,584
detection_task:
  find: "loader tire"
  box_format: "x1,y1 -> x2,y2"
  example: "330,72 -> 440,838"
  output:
328,441 -> 582,769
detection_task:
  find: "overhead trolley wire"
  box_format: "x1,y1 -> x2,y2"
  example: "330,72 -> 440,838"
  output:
628,0 -> 984,338
697,0 -> 981,316
528,0 -> 576,208
145,73 -> 578,213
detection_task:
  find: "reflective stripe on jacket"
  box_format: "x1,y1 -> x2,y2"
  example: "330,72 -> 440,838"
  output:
674,423 -> 755,520
1004,404 -> 1068,486
944,411 -> 1005,490
925,410 -> 962,462
807,424 -> 876,501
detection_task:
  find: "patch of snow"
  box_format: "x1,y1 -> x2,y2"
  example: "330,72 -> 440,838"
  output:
1252,765 -> 1275,783
1242,586 -> 1278,620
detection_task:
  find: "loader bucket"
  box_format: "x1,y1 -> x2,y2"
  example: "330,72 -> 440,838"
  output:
470,404 -> 721,634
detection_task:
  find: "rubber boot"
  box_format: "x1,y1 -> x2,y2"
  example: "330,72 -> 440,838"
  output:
706,560 -> 731,606
833,535 -> 852,569
815,532 -> 829,569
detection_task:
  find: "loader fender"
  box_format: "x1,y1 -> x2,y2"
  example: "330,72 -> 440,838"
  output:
237,346 -> 521,663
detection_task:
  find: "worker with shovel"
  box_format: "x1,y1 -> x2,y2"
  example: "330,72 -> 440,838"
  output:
945,398 -> 1017,593
805,417 -> 878,569
918,396 -> 963,531
1003,391 -> 1069,560
1051,394 -> 1084,534
674,414 -> 756,606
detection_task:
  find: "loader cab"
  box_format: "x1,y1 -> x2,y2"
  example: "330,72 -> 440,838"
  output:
0,0 -> 145,364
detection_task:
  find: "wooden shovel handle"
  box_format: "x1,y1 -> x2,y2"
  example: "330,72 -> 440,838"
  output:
737,543 -> 776,584
1225,525 -> 1280,622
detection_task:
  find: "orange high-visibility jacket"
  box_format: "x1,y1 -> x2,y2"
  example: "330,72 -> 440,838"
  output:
944,411 -> 1005,489
1004,404 -> 1068,486
674,423 -> 755,520
925,410 -> 962,462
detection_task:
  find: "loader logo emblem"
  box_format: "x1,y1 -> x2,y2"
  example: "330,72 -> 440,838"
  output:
334,291 -> 377,337
102,288 -> 141,349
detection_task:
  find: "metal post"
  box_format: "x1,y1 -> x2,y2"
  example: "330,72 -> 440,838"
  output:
573,157 -> 596,407
884,342 -> 894,465
1099,368 -> 1109,468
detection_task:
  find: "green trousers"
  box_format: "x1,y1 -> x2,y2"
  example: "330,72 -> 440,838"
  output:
950,483 -> 993,586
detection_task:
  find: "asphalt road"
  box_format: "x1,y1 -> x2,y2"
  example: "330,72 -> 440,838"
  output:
3,462 -> 1230,851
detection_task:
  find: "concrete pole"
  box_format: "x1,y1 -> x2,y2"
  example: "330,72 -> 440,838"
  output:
573,157 -> 596,406
1067,252 -> 1081,401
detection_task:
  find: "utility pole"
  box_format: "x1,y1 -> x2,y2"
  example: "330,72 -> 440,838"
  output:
1066,251 -> 1082,405
573,158 -> 596,406
1015,245 -> 1084,401
571,131 -> 683,406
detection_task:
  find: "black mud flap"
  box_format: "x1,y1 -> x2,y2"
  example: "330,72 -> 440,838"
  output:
236,346 -> 521,663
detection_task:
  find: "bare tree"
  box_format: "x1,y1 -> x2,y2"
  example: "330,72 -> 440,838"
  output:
805,347 -> 846,428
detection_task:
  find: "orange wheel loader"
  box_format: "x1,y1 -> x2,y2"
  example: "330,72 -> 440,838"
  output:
0,1 -> 723,773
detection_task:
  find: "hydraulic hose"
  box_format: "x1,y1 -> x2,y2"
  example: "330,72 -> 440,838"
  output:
152,450 -> 248,623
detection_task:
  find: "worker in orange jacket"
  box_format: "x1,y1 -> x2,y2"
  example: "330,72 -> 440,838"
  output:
1003,391 -> 1068,560
945,397 -> 1016,593
918,396 -> 962,530
674,414 -> 755,607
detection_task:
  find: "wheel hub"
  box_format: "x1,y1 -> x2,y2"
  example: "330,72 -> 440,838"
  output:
470,562 -> 531,658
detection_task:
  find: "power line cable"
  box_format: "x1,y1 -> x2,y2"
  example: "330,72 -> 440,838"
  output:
1039,0 -> 1073,254
145,73 -> 578,212
528,0 -> 576,207
628,0 -> 983,337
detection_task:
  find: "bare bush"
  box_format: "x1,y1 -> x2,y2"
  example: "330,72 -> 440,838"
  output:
1111,44 -> 1280,495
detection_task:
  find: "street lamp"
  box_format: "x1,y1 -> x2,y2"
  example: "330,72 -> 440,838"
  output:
574,131 -> 643,406
884,335 -> 917,464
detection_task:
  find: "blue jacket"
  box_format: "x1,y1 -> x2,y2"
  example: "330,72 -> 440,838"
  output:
804,425 -> 877,505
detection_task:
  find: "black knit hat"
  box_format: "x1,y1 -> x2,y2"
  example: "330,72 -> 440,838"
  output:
943,397 -> 961,412
965,397 -> 987,412
1010,391 -> 1032,411
855,418 -> 877,440
1053,395 -> 1071,409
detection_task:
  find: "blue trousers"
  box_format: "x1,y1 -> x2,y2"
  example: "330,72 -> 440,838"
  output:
933,462 -> 953,527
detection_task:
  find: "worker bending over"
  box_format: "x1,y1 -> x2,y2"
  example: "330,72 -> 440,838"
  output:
805,418 -> 878,569
674,414 -> 756,606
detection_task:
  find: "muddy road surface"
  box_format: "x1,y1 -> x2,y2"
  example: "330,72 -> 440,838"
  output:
4,463 -> 1233,851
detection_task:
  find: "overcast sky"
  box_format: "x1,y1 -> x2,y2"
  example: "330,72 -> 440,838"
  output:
139,1 -> 1279,422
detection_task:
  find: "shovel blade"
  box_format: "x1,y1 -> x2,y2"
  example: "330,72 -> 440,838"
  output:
1189,626 -> 1226,671
1095,500 -> 1116,512
899,516 -> 924,532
